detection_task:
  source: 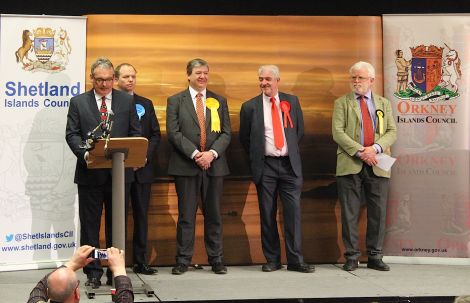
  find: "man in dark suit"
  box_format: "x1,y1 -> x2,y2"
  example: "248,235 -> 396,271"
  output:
239,65 -> 314,273
332,61 -> 396,271
114,63 -> 161,275
115,63 -> 161,275
166,58 -> 231,275
65,57 -> 141,288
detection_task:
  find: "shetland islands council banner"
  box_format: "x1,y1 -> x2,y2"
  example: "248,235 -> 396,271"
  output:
0,14 -> 86,270
383,15 -> 470,259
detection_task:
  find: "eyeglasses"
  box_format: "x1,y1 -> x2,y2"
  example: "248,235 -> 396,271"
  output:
94,78 -> 114,85
350,76 -> 370,82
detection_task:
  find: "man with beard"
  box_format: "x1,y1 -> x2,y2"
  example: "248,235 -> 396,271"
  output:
332,61 -> 397,272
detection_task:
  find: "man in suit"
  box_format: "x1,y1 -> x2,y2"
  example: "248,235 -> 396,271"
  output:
115,63 -> 161,275
65,57 -> 141,287
239,65 -> 314,273
332,61 -> 397,271
166,58 -> 231,275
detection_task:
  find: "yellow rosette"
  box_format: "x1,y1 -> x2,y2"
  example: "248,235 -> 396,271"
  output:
376,110 -> 384,135
206,97 -> 221,132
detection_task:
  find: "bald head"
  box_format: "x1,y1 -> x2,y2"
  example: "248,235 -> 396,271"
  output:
47,267 -> 79,303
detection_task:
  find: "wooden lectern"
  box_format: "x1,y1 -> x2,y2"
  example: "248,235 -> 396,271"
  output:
87,137 -> 148,253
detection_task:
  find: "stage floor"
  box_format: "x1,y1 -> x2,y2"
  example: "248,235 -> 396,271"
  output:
3,263 -> 469,303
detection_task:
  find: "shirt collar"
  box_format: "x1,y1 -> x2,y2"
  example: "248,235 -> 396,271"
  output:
189,86 -> 206,100
94,91 -> 112,101
263,93 -> 280,103
354,91 -> 372,101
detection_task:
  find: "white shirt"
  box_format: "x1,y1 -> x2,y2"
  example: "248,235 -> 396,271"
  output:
188,87 -> 218,159
263,93 -> 288,157
189,86 -> 206,118
94,91 -> 112,112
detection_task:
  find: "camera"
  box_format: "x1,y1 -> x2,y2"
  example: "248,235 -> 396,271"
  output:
92,249 -> 108,260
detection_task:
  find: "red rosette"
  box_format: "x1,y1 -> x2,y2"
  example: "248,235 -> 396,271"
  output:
280,100 -> 293,128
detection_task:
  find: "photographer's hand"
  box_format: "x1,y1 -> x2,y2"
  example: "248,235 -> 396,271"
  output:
65,245 -> 95,271
107,247 -> 127,277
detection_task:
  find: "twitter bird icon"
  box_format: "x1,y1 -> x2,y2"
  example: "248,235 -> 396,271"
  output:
5,234 -> 13,242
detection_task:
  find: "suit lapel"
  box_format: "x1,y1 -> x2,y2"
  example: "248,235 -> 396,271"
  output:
348,92 -> 361,120
111,89 -> 117,113
88,90 -> 101,124
205,91 -> 216,133
278,92 -> 292,128
255,94 -> 264,133
372,94 -> 384,133
372,94 -> 384,112
182,89 -> 199,126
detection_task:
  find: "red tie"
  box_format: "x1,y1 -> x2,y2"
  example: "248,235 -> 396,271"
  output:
196,93 -> 206,151
100,96 -> 108,122
270,97 -> 284,150
360,96 -> 374,147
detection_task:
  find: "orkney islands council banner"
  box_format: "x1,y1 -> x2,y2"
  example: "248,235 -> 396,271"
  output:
383,15 -> 470,260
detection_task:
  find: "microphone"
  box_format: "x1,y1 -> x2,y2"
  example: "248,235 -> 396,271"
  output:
80,110 -> 114,151
101,109 -> 114,133
103,110 -> 114,150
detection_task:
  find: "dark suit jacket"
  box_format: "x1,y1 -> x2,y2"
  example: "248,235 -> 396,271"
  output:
166,88 -> 231,177
134,94 -> 161,183
65,89 -> 141,185
239,92 -> 304,184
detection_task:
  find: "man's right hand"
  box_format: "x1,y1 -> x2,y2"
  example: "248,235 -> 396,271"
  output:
359,146 -> 378,166
195,151 -> 213,170
107,247 -> 127,277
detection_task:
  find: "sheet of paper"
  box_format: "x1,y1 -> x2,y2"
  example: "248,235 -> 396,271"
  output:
375,153 -> 396,172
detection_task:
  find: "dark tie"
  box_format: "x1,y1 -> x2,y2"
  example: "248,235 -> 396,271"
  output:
100,96 -> 108,122
270,97 -> 284,150
196,93 -> 206,151
360,96 -> 374,147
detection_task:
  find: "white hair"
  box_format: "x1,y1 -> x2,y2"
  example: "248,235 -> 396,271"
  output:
349,61 -> 375,78
258,65 -> 280,79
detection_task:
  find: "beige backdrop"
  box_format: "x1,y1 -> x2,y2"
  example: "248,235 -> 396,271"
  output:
86,15 -> 383,265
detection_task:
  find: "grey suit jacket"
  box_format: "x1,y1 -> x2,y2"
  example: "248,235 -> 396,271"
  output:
166,88 -> 231,177
65,89 -> 141,185
332,92 -> 397,178
239,92 -> 304,184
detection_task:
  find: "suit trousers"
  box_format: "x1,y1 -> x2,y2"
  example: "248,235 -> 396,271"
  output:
78,179 -> 130,280
255,156 -> 304,265
337,164 -> 389,261
174,172 -> 224,265
130,181 -> 152,265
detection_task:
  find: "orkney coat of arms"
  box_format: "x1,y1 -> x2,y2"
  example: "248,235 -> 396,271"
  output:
395,44 -> 461,101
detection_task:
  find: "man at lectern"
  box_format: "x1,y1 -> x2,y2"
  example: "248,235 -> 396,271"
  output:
166,58 -> 231,275
65,57 -> 141,287
115,63 -> 161,275
332,61 -> 397,272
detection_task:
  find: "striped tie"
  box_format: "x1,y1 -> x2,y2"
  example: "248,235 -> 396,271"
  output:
196,93 -> 206,151
100,96 -> 108,122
